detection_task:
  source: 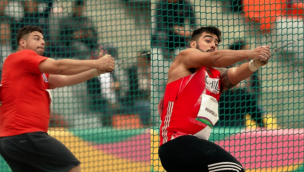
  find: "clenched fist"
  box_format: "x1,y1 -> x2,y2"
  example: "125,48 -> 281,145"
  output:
96,54 -> 115,73
249,46 -> 271,61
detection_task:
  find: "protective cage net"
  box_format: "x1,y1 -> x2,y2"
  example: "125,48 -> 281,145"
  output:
0,0 -> 150,171
151,0 -> 304,171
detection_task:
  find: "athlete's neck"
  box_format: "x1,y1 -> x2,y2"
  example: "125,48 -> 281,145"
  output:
189,67 -> 212,76
206,67 -> 213,76
17,46 -> 24,52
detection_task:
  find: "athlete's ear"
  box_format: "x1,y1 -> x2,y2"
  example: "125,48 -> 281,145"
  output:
19,39 -> 26,48
190,41 -> 196,48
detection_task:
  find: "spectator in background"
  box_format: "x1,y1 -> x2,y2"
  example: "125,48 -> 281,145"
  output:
216,40 -> 266,128
228,0 -> 243,13
0,1 -> 8,16
87,47 -> 151,127
10,0 -> 52,51
0,1 -> 10,82
58,0 -> 98,59
86,45 -> 119,127
229,40 -> 261,98
0,17 -> 13,82
125,51 -> 151,127
152,0 -> 196,59
9,0 -> 73,58
151,0 -> 196,124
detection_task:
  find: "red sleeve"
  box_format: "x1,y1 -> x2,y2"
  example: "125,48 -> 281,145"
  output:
21,50 -> 48,74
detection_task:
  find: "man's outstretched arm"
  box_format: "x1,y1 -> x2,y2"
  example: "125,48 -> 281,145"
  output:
179,46 -> 270,69
216,59 -> 269,92
39,48 -> 114,76
46,53 -> 114,89
48,69 -> 101,89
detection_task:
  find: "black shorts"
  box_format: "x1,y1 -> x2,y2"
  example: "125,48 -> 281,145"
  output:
158,135 -> 244,172
0,132 -> 80,172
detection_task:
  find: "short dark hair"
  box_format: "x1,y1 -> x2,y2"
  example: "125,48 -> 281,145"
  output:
229,40 -> 246,50
17,25 -> 43,45
191,26 -> 222,43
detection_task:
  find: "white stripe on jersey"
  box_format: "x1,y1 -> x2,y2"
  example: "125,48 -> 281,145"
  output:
161,101 -> 174,144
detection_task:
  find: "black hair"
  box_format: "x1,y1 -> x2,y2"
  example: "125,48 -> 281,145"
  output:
191,26 -> 222,43
17,25 -> 43,45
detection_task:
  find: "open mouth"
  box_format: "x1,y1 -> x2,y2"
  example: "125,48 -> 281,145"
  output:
207,49 -> 214,52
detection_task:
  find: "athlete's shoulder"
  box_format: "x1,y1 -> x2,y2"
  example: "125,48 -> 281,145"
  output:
4,50 -> 26,62
9,50 -> 38,57
5,50 -> 43,64
18,49 -> 39,55
174,49 -> 193,63
18,50 -> 44,60
175,48 -> 204,62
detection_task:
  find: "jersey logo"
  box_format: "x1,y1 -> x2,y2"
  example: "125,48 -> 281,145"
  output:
205,71 -> 219,94
42,73 -> 48,83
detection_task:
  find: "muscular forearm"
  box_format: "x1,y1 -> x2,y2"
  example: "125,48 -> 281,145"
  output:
183,49 -> 251,69
212,50 -> 250,67
55,59 -> 98,75
227,63 -> 254,85
184,46 -> 270,69
63,69 -> 101,86
41,54 -> 114,77
49,69 -> 101,88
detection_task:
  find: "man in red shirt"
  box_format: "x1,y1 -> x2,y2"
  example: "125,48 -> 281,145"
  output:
0,25 -> 115,172
158,26 -> 271,172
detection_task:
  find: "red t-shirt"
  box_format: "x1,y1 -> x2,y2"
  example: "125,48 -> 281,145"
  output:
0,50 -> 50,137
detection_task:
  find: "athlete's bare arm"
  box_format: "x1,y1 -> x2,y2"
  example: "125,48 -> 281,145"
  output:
167,46 -> 270,84
215,68 -> 236,91
181,46 -> 270,69
48,69 -> 100,89
215,60 -> 266,92
181,48 -> 250,69
39,54 -> 114,75
42,54 -> 115,89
